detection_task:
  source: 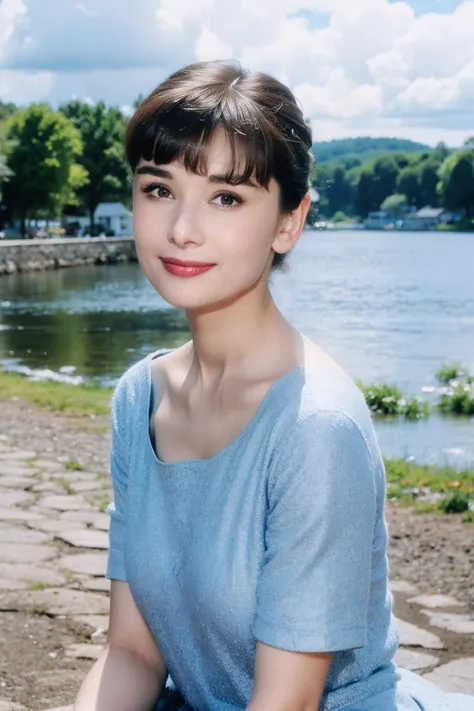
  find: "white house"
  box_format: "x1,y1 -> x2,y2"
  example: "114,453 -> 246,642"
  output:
94,202 -> 133,236
65,202 -> 133,236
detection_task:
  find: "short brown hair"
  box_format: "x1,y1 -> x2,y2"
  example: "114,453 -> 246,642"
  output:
126,60 -> 313,268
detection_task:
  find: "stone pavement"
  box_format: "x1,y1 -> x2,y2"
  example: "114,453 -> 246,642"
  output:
0,438 -> 473,710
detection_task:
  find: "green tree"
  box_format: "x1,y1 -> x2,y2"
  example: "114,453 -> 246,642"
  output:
397,166 -> 422,207
326,166 -> 354,216
419,159 -> 441,207
381,193 -> 407,217
438,150 -> 474,217
354,155 -> 400,217
60,101 -> 130,230
2,104 -> 84,236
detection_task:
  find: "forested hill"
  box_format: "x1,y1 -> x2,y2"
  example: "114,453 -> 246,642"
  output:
312,137 -> 430,163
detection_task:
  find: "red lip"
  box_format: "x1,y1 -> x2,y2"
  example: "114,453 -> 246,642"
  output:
161,257 -> 215,267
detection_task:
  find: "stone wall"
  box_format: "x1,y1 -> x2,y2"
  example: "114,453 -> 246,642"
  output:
0,236 -> 138,275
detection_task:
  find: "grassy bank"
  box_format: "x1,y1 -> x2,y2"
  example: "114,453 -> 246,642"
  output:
0,371 -> 113,417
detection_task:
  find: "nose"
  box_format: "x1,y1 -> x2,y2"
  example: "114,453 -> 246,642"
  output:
167,203 -> 204,248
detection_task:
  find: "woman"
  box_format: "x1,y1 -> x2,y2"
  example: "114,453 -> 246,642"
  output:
73,60 -> 473,711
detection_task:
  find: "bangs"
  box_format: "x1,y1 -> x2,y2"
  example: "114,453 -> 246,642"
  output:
126,98 -> 292,189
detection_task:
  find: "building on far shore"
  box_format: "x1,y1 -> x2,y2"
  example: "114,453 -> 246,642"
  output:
64,202 -> 133,237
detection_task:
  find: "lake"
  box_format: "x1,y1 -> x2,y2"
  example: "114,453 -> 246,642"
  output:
1,229 -> 473,469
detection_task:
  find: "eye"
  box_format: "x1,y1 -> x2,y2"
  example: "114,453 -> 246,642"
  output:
213,192 -> 243,208
140,182 -> 172,199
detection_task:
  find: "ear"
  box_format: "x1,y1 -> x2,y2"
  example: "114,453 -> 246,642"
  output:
272,192 -> 311,257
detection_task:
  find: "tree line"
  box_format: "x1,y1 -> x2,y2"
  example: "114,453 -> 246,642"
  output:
0,99 -> 473,236
313,138 -> 474,223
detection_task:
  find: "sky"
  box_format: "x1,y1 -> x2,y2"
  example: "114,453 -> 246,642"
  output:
0,0 -> 473,147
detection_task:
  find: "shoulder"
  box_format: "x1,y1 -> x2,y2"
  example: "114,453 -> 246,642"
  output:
272,341 -> 379,465
110,352 -> 152,426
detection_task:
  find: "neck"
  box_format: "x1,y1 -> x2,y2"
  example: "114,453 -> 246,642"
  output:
185,280 -> 298,386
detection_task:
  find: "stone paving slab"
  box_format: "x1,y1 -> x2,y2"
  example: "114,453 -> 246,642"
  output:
0,507 -> 44,522
0,524 -> 50,544
394,648 -> 439,671
0,476 -> 36,488
54,530 -> 109,549
0,562 -> 68,586
390,580 -> 419,595
0,543 -> 59,563
397,619 -> 445,650
0,450 -> 37,461
0,490 -> 31,506
36,495 -> 93,512
423,658 -> 474,694
72,614 -> 109,633
75,576 -> 110,592
0,587 -> 109,615
0,702 -> 28,711
57,552 -> 108,577
59,510 -> 109,530
28,519 -> 87,534
64,643 -> 104,660
420,611 -> 474,635
408,594 -> 464,609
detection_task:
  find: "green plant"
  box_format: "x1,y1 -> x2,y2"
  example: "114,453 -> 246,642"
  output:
439,492 -> 470,514
438,384 -> 474,416
358,383 -> 429,419
65,460 -> 85,471
436,363 -> 469,384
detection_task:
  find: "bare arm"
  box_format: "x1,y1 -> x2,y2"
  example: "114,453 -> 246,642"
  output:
74,581 -> 168,711
247,641 -> 333,711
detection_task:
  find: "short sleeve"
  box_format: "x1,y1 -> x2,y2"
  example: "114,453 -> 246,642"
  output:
106,387 -> 129,581
253,411 -> 378,653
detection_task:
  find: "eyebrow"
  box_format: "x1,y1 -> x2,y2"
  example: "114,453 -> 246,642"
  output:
135,165 -> 258,188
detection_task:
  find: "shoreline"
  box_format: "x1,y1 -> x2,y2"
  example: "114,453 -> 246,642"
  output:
0,236 -> 138,275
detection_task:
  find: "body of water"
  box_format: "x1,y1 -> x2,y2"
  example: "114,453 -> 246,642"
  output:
1,229 -> 473,468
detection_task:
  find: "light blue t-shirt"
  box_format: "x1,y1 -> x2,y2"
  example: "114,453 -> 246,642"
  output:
106,349 -> 473,711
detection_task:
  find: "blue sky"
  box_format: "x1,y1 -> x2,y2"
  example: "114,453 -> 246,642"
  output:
0,0 -> 472,146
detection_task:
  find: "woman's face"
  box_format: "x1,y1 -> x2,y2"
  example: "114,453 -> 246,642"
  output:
132,130 -> 289,312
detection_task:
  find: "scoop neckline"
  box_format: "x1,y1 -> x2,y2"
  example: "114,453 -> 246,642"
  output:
144,349 -> 304,469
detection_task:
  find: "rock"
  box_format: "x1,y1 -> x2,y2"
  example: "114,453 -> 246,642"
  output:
397,619 -> 444,650
408,594 -> 464,609
54,529 -> 109,549
39,706 -> 73,711
423,658 -> 474,694
0,587 -> 109,615
420,611 -> 474,635
394,648 -> 439,671
72,614 -> 109,632
36,495 -> 93,511
389,580 -> 418,595
0,543 -> 58,563
57,552 -> 108,577
64,643 -> 104,660
0,562 -> 67,586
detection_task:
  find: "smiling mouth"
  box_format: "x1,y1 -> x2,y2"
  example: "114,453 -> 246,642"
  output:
161,258 -> 216,267
159,258 -> 216,278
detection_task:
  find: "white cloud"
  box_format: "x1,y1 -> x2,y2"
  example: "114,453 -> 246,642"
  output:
0,0 -> 473,146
